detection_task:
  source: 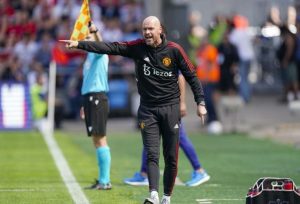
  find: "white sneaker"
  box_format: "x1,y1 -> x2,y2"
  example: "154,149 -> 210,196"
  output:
160,195 -> 170,204
144,191 -> 159,204
144,197 -> 159,204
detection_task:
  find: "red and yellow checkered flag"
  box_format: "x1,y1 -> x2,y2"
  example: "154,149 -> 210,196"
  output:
70,0 -> 91,41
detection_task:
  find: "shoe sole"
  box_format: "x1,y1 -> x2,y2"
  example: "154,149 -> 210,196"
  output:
186,175 -> 210,187
124,181 -> 149,186
97,187 -> 112,190
143,198 -> 158,204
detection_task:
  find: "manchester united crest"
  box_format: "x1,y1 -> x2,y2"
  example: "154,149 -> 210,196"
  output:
162,57 -> 171,67
140,121 -> 145,130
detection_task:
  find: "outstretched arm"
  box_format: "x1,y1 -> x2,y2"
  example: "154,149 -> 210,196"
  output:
60,39 -> 136,57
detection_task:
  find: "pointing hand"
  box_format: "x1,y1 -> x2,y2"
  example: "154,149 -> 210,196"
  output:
59,40 -> 79,49
197,104 -> 207,125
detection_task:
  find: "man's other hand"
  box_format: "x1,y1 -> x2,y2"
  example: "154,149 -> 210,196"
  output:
197,104 -> 207,125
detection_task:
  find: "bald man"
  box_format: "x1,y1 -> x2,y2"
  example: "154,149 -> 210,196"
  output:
61,16 -> 207,204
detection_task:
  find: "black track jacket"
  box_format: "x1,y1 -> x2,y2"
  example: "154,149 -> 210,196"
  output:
78,37 -> 205,106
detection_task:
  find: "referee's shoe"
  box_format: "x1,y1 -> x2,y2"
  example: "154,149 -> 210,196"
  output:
85,179 -> 112,190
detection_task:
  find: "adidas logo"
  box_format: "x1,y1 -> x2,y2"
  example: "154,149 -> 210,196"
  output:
144,57 -> 150,62
174,124 -> 179,129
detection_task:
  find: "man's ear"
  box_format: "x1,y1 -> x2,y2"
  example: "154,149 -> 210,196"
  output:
159,26 -> 163,34
160,23 -> 167,35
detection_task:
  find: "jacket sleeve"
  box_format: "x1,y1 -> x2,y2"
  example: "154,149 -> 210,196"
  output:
78,41 -> 135,58
174,44 -> 205,105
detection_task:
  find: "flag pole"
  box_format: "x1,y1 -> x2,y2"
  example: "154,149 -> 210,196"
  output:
48,60 -> 57,135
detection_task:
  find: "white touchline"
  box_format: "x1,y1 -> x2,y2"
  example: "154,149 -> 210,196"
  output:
197,202 -> 212,204
39,61 -> 89,204
40,123 -> 90,204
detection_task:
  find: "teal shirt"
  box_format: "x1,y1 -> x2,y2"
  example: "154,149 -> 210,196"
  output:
81,52 -> 109,95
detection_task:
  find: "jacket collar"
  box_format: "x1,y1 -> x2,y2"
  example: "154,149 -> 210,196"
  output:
146,35 -> 167,50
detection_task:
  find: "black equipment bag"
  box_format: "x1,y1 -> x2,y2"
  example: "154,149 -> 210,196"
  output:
246,177 -> 300,204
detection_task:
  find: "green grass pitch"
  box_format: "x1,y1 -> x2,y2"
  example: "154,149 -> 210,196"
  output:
0,130 -> 299,204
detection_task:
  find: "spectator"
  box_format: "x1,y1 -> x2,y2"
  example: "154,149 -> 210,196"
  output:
30,71 -> 47,122
187,10 -> 207,66
33,0 -> 56,40
196,36 -> 222,134
295,17 -> 300,91
13,32 -> 38,74
6,9 -> 36,39
53,0 -> 80,22
208,14 -> 228,47
218,31 -> 239,95
0,56 -> 24,82
102,18 -> 123,42
101,0 -> 120,20
27,61 -> 48,92
0,0 -> 15,18
119,0 -> 142,32
229,15 -> 255,103
277,25 -> 298,102
34,32 -> 54,69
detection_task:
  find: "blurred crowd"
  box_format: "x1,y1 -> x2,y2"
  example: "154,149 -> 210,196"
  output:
0,0 -> 143,127
186,5 -> 300,133
1,0 -> 300,132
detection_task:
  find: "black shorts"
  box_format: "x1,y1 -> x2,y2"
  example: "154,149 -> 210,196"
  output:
83,92 -> 109,136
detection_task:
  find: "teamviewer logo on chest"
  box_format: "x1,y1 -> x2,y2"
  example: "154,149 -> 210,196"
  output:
143,64 -> 172,77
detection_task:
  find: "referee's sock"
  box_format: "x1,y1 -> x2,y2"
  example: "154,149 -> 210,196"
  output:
96,146 -> 111,184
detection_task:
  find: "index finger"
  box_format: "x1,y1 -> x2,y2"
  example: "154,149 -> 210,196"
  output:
59,40 -> 71,43
200,115 -> 205,125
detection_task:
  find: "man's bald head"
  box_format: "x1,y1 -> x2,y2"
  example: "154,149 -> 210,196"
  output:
142,16 -> 163,47
143,16 -> 161,27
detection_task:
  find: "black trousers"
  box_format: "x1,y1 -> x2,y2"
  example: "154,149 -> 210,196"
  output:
138,103 -> 180,196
